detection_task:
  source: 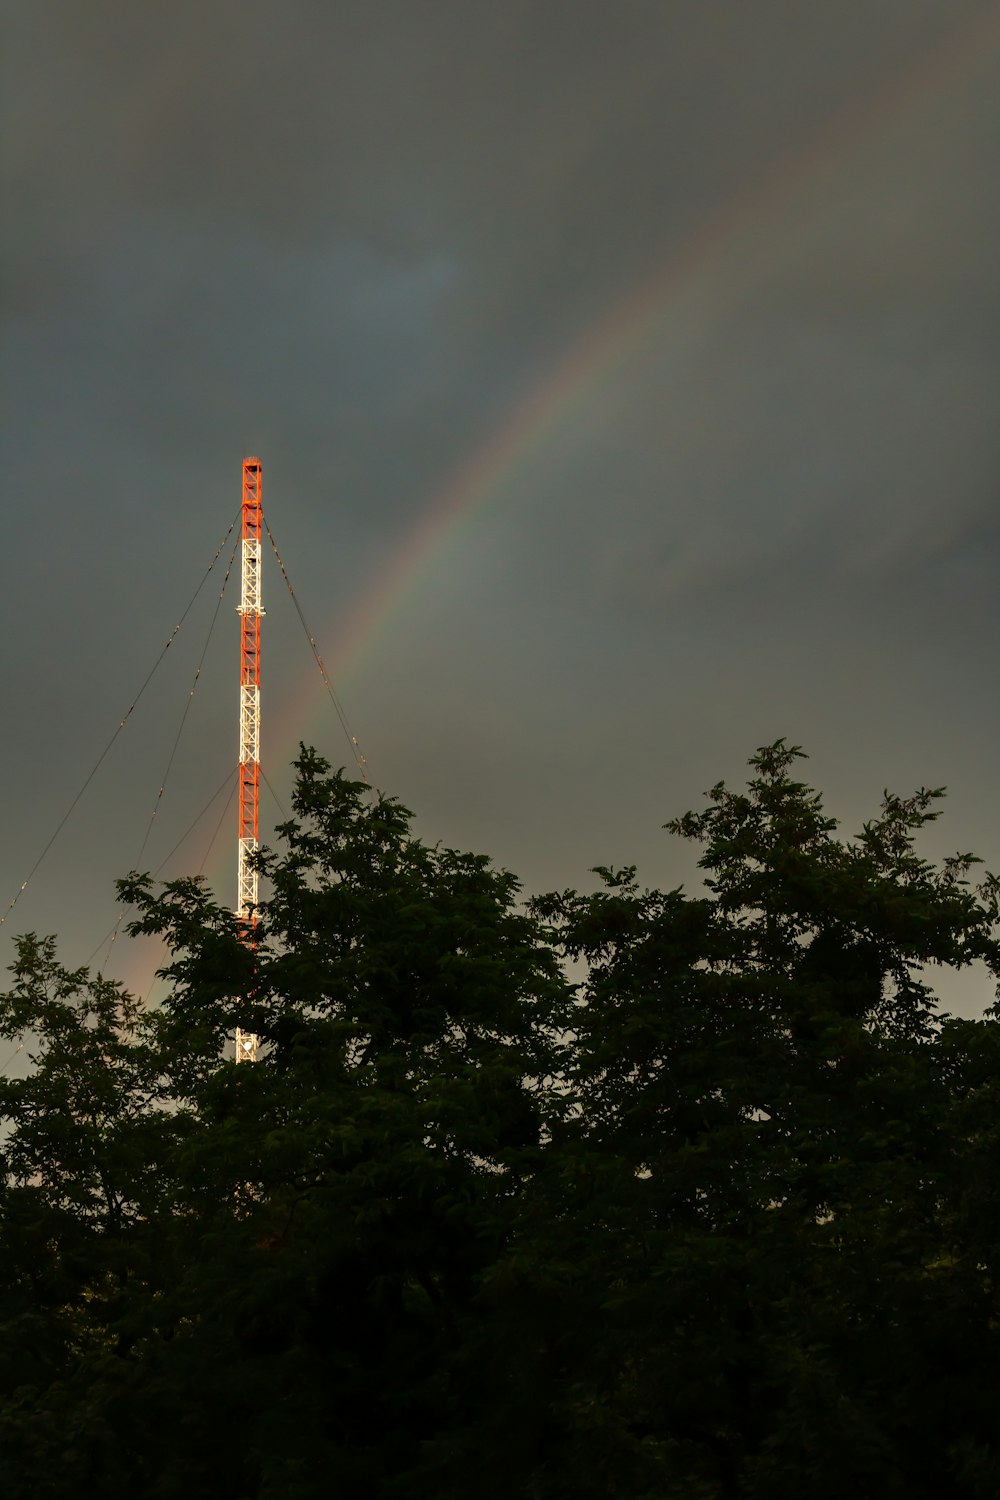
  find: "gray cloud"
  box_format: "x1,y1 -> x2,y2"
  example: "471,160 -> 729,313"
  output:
2,0 -> 998,1018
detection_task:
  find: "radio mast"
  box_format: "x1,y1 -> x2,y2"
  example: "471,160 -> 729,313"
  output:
235,456 -> 262,1064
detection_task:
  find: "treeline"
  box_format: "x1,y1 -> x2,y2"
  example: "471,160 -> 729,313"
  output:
1,743 -> 999,1499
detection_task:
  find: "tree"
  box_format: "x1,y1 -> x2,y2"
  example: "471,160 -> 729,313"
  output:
0,743 -> 997,1498
0,935 -> 187,1497
0,750 -> 570,1499
526,742 -> 1000,1497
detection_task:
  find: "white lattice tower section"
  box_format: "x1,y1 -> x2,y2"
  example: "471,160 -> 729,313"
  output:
235,457 -> 262,1064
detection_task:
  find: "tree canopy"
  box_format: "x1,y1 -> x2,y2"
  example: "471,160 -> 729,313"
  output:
1,742 -> 998,1498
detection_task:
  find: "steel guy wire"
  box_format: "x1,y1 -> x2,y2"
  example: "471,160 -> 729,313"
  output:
102,540 -> 240,968
263,520 -> 369,782
2,513 -> 241,933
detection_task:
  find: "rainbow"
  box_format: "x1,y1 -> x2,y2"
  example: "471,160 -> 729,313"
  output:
109,7 -> 999,987
268,8 -> 998,787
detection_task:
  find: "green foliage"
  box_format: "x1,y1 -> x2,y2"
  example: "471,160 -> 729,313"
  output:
0,742 -> 998,1497
526,741 -> 1000,1496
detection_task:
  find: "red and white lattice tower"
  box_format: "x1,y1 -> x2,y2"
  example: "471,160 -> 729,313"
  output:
234,456 -> 263,1064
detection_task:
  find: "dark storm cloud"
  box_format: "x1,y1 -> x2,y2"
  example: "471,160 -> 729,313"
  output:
2,1 -> 998,1019
7,3 -> 990,315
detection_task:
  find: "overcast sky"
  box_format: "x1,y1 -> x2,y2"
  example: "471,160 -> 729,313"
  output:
2,1 -> 998,1016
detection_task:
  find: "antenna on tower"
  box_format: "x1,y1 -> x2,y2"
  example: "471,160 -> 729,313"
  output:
235,457 -> 263,1064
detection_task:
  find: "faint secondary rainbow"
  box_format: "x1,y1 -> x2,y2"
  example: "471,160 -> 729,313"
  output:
268,8 -> 998,784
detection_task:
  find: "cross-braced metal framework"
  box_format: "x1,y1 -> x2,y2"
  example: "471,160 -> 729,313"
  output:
235,457 -> 262,1064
